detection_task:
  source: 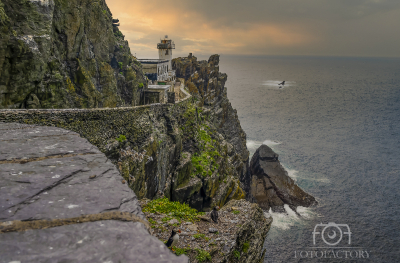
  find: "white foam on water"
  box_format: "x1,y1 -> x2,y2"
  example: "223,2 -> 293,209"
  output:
262,140 -> 281,146
264,204 -> 317,230
282,166 -> 299,180
264,205 -> 297,230
246,140 -> 262,150
296,206 -> 318,219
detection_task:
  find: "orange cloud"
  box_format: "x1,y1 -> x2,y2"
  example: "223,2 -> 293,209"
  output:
107,0 -> 319,57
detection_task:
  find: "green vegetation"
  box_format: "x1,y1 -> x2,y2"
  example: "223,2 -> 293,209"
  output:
193,233 -> 209,241
233,250 -> 241,259
232,210 -> 240,215
102,10 -> 106,14
116,134 -> 126,142
173,246 -> 189,256
114,30 -> 124,39
0,2 -> 8,25
180,106 -> 221,178
138,82 -> 144,88
118,62 -> 123,69
142,198 -> 204,222
242,242 -> 250,253
195,249 -> 211,262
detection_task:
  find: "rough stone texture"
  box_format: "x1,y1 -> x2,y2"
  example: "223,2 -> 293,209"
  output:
0,54 -> 248,212
142,199 -> 272,263
218,200 -> 272,263
1,221 -> 187,263
250,144 -> 317,212
0,122 -> 188,263
0,0 -> 146,109
173,54 -> 251,207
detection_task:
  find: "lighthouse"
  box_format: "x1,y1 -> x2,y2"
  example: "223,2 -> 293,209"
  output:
157,35 -> 175,72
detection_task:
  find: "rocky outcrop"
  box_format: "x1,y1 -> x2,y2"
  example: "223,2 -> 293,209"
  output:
0,122 -> 187,262
172,55 -> 251,209
0,0 -> 146,109
141,198 -> 272,263
250,144 -> 317,212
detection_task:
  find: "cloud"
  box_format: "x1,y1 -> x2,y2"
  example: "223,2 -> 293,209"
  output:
106,0 -> 400,57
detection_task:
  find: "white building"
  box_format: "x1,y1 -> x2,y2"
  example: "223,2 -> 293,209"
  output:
138,36 -> 176,82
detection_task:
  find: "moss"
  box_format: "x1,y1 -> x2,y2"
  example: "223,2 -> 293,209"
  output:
242,242 -> 250,253
195,249 -> 211,262
115,134 -> 126,142
233,250 -> 241,259
0,1 -> 9,25
142,198 -> 204,222
173,246 -> 189,256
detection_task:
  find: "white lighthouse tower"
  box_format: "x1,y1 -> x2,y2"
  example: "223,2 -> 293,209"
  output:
157,35 -> 175,72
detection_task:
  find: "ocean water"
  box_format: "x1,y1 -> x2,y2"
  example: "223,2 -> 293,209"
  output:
219,55 -> 400,262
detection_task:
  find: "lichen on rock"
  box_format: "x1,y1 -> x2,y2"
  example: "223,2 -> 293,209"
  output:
0,0 -> 146,109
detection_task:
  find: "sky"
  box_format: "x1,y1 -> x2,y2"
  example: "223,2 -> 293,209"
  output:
106,0 -> 400,59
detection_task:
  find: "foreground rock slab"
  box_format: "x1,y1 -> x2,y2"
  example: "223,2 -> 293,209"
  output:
0,122 -> 187,263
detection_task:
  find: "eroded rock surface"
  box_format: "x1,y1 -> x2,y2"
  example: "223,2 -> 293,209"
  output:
0,0 -> 146,109
141,199 -> 272,263
250,144 -> 317,212
0,122 -> 187,263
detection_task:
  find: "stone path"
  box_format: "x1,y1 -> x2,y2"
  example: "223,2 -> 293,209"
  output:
0,122 -> 188,263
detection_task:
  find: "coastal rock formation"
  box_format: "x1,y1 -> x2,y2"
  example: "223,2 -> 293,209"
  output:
0,0 -> 145,109
172,55 -> 251,209
0,122 -> 187,262
0,53 -> 249,212
250,145 -> 317,212
141,198 -> 272,263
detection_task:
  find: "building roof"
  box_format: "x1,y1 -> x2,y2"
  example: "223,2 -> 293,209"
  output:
138,59 -> 169,64
147,85 -> 171,91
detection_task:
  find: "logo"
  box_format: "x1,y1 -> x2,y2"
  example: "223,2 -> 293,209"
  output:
313,222 -> 351,246
293,222 -> 370,260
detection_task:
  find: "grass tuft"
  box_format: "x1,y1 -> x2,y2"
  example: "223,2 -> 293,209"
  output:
142,198 -> 204,222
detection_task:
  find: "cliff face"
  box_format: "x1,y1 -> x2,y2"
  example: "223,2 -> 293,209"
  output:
172,55 -> 251,206
0,0 -> 145,109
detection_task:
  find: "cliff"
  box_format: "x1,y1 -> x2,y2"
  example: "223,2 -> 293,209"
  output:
0,0 -> 145,109
0,54 -> 250,213
0,0 -> 282,262
173,55 -> 252,207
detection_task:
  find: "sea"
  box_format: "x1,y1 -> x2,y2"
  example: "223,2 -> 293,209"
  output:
217,55 -> 400,262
